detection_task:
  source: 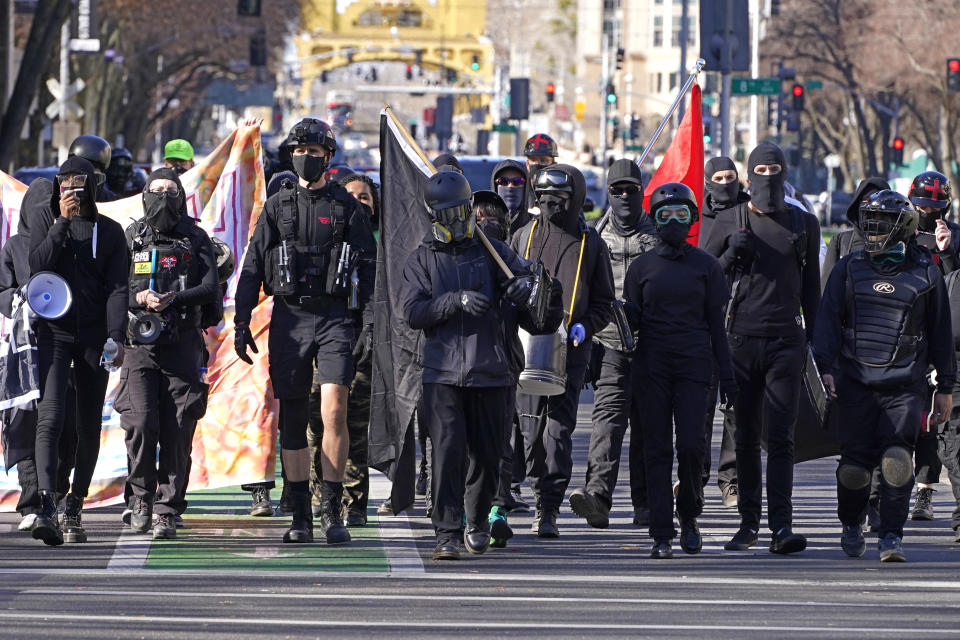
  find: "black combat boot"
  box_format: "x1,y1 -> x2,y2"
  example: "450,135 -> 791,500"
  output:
320,480 -> 351,545
282,485 -> 314,544
62,494 -> 87,543
31,491 -> 63,546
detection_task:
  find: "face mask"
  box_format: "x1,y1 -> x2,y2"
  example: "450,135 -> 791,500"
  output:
609,189 -> 644,233
292,153 -> 327,183
657,220 -> 690,247
143,192 -> 181,232
497,185 -> 525,213
917,208 -> 945,233
478,218 -> 507,243
749,172 -> 784,213
705,179 -> 740,207
538,194 -> 569,225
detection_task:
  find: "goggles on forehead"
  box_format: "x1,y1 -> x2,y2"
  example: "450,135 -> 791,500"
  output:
653,204 -> 693,225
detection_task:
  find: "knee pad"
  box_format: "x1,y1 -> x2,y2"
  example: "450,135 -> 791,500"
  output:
880,446 -> 913,488
837,463 -> 872,490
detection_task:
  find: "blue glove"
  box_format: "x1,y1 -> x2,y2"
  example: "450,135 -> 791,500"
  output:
569,323 -> 586,347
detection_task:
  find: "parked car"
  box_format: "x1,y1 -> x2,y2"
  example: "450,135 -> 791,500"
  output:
817,190 -> 854,227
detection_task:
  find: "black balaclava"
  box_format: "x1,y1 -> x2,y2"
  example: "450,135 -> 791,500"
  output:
142,167 -> 187,233
747,142 -> 786,213
704,156 -> 740,207
292,152 -> 328,183
606,159 -> 646,235
478,217 -> 507,243
537,164 -> 586,235
846,177 -> 890,229
56,156 -> 99,218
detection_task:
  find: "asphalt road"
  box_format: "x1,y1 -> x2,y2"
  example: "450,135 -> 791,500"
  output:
1,402 -> 960,639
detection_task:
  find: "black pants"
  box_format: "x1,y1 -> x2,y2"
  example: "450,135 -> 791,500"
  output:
836,377 -> 924,538
15,389 -> 77,515
730,333 -> 804,533
915,387 -> 942,484
585,346 -> 646,510
518,346 -> 589,512
638,352 -> 710,541
701,374 -> 738,489
420,383 -> 507,542
35,333 -> 108,496
116,336 -> 206,516
493,386 -> 518,508
937,412 -> 960,532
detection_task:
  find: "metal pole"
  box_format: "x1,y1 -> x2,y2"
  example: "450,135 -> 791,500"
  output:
748,0 -> 760,151
5,0 -> 13,104
57,22 -> 69,163
719,0 -> 733,158
636,57 -> 705,169
678,0 -> 689,122
152,54 -> 163,167
599,33 -> 609,176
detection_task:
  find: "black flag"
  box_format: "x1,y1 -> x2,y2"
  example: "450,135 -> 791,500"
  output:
368,108 -> 434,513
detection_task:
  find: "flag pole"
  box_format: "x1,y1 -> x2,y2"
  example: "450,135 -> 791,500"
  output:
636,57 -> 706,169
384,106 -> 515,279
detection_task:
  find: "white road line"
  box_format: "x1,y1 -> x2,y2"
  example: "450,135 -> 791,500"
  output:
370,469 -> 425,574
0,612 -> 956,634
19,588 -> 960,610
104,529 -> 153,570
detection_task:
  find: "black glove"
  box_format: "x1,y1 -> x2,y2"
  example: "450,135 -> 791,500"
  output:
719,379 -> 738,411
234,323 -> 258,365
504,275 -> 534,306
352,323 -> 373,366
459,290 -> 491,316
727,229 -> 756,263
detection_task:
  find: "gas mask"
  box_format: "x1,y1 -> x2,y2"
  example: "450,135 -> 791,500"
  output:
429,202 -> 475,244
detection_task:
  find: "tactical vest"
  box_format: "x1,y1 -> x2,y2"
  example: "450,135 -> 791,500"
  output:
841,252 -> 933,371
130,235 -> 193,296
265,181 -> 347,298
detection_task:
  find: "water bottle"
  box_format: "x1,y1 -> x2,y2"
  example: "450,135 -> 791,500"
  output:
102,338 -> 119,372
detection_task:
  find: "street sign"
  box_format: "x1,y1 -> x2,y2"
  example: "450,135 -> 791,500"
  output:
702,95 -> 717,105
730,77 -> 781,96
806,80 -> 823,91
492,123 -> 517,133
52,120 -> 81,149
45,77 -> 85,119
625,144 -> 644,151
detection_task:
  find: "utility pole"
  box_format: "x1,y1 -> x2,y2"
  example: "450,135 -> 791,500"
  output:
678,0 -> 689,122
748,0 -> 760,152
719,0 -> 733,158
599,33 -> 610,179
57,22 -> 69,163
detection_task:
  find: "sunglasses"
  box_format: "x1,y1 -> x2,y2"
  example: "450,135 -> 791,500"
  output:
149,186 -> 181,196
495,176 -> 525,187
654,204 -> 693,225
609,184 -> 640,196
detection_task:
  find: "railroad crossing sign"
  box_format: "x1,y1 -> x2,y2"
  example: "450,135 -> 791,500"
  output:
45,77 -> 85,120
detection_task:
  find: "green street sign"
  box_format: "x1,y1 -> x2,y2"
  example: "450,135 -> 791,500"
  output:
625,144 -> 644,151
806,80 -> 824,91
730,77 -> 781,96
702,95 -> 717,105
492,123 -> 517,133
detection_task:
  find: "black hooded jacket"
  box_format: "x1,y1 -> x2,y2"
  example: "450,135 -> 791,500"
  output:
490,159 -> 530,239
125,168 -> 219,332
821,177 -> 889,288
0,186 -> 45,317
25,164 -> 129,345
699,189 -> 751,251
510,164 -> 615,348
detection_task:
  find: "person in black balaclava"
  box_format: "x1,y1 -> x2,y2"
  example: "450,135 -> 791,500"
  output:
115,168 -> 219,540
510,164 -> 615,538
569,159 -> 657,530
25,156 -> 129,546
106,147 -> 135,197
623,182 -> 736,559
697,156 -> 751,510
491,159 -> 530,241
700,142 -> 821,555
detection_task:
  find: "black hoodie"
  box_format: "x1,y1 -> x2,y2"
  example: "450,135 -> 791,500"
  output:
821,177 -> 889,289
0,186 -> 44,317
510,164 -> 615,353
490,159 -> 530,239
26,162 -> 129,345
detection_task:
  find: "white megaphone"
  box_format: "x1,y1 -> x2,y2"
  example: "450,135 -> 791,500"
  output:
22,271 -> 73,320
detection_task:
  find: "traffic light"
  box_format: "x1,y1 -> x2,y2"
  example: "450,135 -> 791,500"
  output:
471,55 -> 480,71
605,82 -> 617,105
611,117 -> 620,145
791,83 -> 805,110
629,113 -> 639,140
948,58 -> 960,92
703,119 -> 713,144
320,70 -> 328,83
405,65 -> 413,80
616,48 -> 625,71
545,82 -> 556,103
237,0 -> 260,16
771,0 -> 780,14
446,68 -> 458,84
249,30 -> 267,67
892,137 -> 904,165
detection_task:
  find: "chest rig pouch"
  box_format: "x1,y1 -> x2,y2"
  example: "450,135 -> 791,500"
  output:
129,226 -> 194,344
841,253 -> 933,369
267,181 -> 351,299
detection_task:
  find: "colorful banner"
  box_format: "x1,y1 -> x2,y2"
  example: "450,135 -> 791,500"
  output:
0,125 -> 278,511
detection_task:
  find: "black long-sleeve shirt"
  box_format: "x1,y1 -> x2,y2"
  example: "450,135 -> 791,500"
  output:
701,203 -> 820,341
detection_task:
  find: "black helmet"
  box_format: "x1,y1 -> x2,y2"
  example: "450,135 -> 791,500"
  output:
524,133 -> 558,158
533,167 -> 575,196
68,134 -> 112,172
648,182 -> 699,226
107,147 -> 133,176
286,118 -> 337,154
211,237 -> 235,284
909,170 -> 952,232
424,170 -> 474,243
859,189 -> 918,254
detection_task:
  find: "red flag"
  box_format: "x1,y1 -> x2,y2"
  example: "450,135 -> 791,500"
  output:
642,83 -> 704,245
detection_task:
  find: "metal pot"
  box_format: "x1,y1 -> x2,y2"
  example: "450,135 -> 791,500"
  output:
517,326 -> 567,396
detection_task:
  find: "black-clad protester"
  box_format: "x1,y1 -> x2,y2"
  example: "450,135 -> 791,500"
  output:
116,168 -> 218,539
569,159 -> 658,529
26,156 -> 129,545
906,171 -> 960,521
938,267 -> 960,542
697,156 -> 749,508
701,142 -> 821,554
234,118 -> 376,545
106,147 -> 136,198
522,133 -> 559,212
510,165 -> 616,538
491,159 -> 531,240
68,134 -> 122,202
821,178 -> 890,288
624,182 -> 736,558
400,172 -> 561,560
814,190 -> 955,562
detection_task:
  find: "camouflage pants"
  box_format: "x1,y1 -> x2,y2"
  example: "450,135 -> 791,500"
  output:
308,360 -> 370,514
